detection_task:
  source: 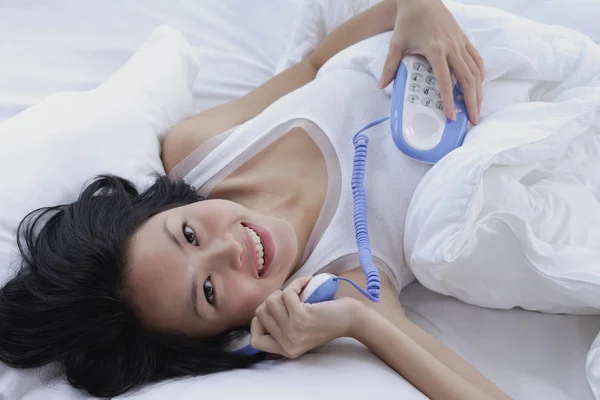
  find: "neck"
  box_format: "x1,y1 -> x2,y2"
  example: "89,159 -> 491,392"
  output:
252,191 -> 317,276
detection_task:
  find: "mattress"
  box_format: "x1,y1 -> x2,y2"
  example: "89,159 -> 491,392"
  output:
1,1 -> 600,399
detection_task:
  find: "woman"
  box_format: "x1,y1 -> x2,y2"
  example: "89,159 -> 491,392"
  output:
0,0 -> 508,399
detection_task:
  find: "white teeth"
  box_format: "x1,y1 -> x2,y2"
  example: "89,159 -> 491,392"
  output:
244,226 -> 265,274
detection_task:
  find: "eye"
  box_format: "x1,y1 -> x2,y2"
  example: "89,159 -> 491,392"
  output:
182,223 -> 198,246
203,277 -> 215,306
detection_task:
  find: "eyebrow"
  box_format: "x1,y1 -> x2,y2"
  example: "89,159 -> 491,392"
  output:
163,220 -> 183,251
190,271 -> 204,320
162,220 -> 204,320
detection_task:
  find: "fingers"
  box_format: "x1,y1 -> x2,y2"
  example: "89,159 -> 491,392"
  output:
282,286 -> 303,315
466,41 -> 485,121
426,47 -> 455,121
379,40 -> 407,88
253,276 -> 312,340
467,41 -> 485,81
448,51 -> 479,125
462,48 -> 482,124
265,290 -> 288,324
249,316 -> 284,355
257,292 -> 285,339
287,275 -> 313,295
281,275 -> 312,314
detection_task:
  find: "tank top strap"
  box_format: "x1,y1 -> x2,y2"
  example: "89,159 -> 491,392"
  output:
167,106 -> 294,198
168,126 -> 237,182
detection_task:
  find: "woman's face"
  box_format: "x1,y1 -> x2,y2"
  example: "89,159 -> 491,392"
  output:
125,199 -> 299,337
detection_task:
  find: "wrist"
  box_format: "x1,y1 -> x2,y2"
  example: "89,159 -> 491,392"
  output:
348,303 -> 382,341
395,0 -> 436,16
380,0 -> 399,30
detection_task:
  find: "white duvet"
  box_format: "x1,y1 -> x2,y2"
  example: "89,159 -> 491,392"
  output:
405,0 -> 600,315
399,2 -> 600,397
281,0 -> 600,396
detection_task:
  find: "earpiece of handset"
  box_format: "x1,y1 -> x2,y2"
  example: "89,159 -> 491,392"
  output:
299,273 -> 338,303
230,274 -> 338,356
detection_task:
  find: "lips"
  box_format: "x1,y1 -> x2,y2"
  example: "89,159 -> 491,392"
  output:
241,224 -> 261,278
243,222 -> 274,278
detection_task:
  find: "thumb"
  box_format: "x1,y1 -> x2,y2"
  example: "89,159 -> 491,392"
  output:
379,38 -> 407,88
286,275 -> 313,295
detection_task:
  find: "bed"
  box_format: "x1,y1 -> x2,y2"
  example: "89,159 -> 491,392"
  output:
1,1 -> 600,399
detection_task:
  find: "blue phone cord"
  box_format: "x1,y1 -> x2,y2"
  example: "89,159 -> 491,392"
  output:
345,116 -> 390,303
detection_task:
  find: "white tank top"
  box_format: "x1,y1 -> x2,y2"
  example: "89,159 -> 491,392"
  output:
169,66 -> 430,292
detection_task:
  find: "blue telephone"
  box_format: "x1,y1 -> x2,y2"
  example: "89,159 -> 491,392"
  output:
391,54 -> 469,163
230,55 -> 468,356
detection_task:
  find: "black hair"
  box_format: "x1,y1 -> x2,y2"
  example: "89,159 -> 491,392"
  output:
0,174 -> 265,398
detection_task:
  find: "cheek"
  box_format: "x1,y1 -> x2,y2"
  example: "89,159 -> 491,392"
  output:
226,279 -> 275,322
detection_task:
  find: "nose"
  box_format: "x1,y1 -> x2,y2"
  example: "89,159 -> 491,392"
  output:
207,232 -> 244,272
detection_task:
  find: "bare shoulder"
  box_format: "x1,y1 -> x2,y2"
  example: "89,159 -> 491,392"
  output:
161,100 -> 248,173
335,267 -> 405,323
162,61 -> 319,173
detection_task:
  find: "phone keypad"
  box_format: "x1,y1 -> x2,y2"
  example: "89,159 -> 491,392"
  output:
406,58 -> 442,112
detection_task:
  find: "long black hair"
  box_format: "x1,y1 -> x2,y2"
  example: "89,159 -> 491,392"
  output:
0,175 -> 265,397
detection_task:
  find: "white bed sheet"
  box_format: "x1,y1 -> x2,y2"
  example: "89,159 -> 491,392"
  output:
401,283 -> 600,400
2,1 -> 600,399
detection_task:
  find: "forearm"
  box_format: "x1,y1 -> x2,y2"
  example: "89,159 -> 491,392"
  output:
234,61 -> 317,123
351,309 -> 510,400
393,315 -> 511,400
236,0 -> 397,123
306,0 -> 397,70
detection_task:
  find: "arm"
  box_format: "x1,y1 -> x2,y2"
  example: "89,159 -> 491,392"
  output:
251,274 -> 510,400
351,308 -> 510,400
392,316 -> 511,400
162,0 -> 399,172
337,268 -> 510,400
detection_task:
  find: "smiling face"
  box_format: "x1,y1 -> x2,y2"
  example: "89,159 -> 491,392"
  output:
124,199 -> 299,337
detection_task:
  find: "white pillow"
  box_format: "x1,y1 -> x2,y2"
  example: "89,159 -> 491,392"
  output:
0,25 -> 199,284
0,1 -> 299,121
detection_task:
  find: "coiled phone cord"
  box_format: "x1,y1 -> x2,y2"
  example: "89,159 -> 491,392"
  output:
348,116 -> 390,303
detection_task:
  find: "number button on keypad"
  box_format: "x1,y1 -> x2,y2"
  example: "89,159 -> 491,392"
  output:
413,62 -> 426,72
422,97 -> 434,108
423,86 -> 437,97
409,83 -> 421,93
411,73 -> 424,82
